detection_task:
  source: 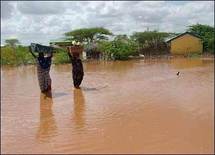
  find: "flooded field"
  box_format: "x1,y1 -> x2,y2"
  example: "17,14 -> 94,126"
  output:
1,58 -> 214,154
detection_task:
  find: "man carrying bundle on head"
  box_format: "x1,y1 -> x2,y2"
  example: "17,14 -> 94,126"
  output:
29,43 -> 54,93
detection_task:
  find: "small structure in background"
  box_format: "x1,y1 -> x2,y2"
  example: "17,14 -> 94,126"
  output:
50,40 -> 87,60
85,41 -> 101,59
166,32 -> 203,55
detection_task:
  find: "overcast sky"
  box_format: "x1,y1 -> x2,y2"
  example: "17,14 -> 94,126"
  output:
1,1 -> 214,45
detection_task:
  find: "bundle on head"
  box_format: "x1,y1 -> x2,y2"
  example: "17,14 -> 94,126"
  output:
68,45 -> 83,54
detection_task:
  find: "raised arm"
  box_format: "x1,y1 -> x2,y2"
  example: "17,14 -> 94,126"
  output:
29,46 -> 37,58
66,47 -> 73,59
68,51 -> 73,60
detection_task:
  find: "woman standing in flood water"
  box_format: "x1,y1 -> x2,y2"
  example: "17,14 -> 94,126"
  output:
50,42 -> 84,89
67,51 -> 84,89
29,44 -> 53,93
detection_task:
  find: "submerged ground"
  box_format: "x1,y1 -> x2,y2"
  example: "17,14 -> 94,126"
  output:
1,58 -> 214,154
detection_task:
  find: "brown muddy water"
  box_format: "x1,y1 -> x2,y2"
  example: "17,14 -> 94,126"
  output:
1,58 -> 214,154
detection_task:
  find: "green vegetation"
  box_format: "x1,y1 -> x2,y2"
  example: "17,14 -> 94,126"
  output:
5,38 -> 20,47
52,49 -> 70,64
65,27 -> 112,43
187,24 -> 214,53
131,31 -> 172,56
1,24 -> 214,66
97,39 -> 138,60
1,45 -> 35,65
1,45 -> 71,65
186,52 -> 201,58
131,31 -> 170,46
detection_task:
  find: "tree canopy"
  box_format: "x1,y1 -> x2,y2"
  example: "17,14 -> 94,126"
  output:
188,24 -> 214,38
5,39 -> 20,47
187,24 -> 214,52
65,27 -> 113,43
114,34 -> 129,42
131,31 -> 170,47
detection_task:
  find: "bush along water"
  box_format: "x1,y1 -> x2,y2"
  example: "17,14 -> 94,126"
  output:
1,45 -> 35,65
1,45 -> 78,66
97,39 -> 138,60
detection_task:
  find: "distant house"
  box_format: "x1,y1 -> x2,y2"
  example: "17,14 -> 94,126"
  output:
49,39 -> 73,47
166,32 -> 203,55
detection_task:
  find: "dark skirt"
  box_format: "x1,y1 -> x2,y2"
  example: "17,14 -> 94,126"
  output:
71,60 -> 84,88
72,70 -> 84,88
37,62 -> 51,92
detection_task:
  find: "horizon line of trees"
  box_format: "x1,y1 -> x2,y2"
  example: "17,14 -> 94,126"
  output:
1,23 -> 214,64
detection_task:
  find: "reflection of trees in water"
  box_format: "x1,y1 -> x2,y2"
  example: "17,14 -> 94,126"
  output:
36,91 -> 57,143
170,58 -> 203,69
2,66 -> 38,91
73,89 -> 86,130
202,59 -> 214,65
53,64 -> 71,73
84,60 -> 137,77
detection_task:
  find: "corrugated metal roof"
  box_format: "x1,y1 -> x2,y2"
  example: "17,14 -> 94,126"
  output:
166,32 -> 202,43
164,35 -> 178,42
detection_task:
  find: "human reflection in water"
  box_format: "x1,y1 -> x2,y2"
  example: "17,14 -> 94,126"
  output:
36,91 -> 57,143
73,89 -> 86,130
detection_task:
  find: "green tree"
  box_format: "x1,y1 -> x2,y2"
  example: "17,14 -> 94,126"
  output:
4,38 -> 20,62
114,34 -> 129,42
187,24 -> 214,53
5,38 -> 20,48
65,27 -> 112,44
131,31 -> 169,47
131,31 -> 170,55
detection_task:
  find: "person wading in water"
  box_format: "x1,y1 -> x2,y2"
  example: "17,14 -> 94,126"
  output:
50,43 -> 84,89
29,44 -> 53,93
67,50 -> 84,89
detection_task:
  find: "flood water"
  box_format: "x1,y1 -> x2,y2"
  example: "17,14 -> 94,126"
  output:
1,58 -> 214,154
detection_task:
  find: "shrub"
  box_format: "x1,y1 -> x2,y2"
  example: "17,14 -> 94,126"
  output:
97,40 -> 138,60
188,24 -> 214,53
16,46 -> 35,65
186,52 -> 201,58
53,49 -> 70,64
1,46 -> 17,65
1,46 -> 35,65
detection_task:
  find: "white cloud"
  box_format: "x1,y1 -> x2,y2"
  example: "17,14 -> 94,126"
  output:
16,1 -> 67,15
1,1 -> 14,19
1,1 -> 214,45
